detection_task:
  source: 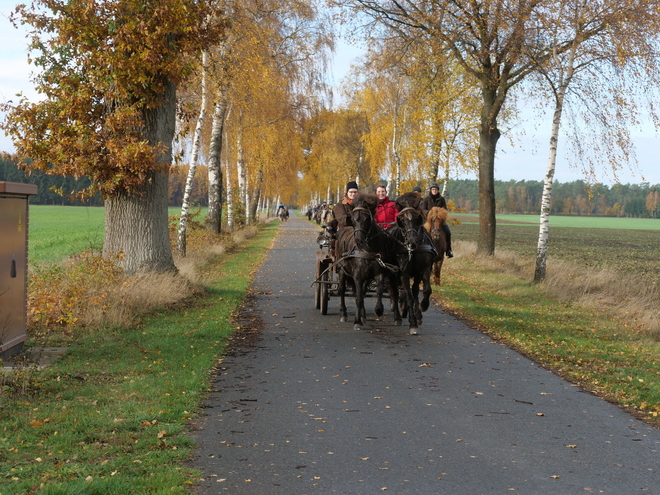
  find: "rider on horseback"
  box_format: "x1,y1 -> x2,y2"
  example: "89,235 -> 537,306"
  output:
420,182 -> 453,258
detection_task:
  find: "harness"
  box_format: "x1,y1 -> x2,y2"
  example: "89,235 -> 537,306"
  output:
389,207 -> 438,270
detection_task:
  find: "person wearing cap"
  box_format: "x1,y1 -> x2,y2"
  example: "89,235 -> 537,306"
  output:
421,182 -> 453,258
412,186 -> 422,193
374,184 -> 397,228
332,181 -> 359,230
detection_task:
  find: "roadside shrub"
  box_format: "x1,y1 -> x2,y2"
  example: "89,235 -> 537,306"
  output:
28,251 -> 126,337
27,217 -> 261,340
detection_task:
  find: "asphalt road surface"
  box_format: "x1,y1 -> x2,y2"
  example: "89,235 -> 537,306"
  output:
190,214 -> 659,494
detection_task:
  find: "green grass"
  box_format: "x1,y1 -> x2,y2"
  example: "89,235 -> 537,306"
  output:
29,206 -> 105,264
1,221 -> 279,493
435,256 -> 660,426
28,206 -> 207,265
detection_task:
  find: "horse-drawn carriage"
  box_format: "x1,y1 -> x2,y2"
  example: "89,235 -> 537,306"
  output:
312,193 -> 449,335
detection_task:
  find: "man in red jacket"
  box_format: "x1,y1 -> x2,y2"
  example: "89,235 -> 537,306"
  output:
374,184 -> 397,228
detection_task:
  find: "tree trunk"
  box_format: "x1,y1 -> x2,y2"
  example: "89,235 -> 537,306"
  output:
476,86 -> 501,256
225,156 -> 235,232
104,80 -> 176,274
178,51 -> 208,256
534,47 -> 575,283
236,132 -> 247,225
249,169 -> 263,222
206,95 -> 229,233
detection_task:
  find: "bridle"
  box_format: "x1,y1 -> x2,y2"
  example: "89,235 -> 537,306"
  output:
351,206 -> 377,249
429,216 -> 443,240
397,206 -> 422,251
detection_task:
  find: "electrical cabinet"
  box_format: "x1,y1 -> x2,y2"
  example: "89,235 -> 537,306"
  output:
0,182 -> 38,359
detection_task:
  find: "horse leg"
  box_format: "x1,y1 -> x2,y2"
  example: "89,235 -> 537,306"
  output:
411,276 -> 423,323
432,261 -> 440,286
420,269 -> 433,313
400,273 -> 418,334
389,273 -> 402,326
339,271 -> 348,323
374,273 -> 384,317
353,276 -> 367,331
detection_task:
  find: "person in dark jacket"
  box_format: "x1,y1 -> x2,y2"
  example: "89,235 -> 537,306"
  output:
421,182 -> 453,258
332,181 -> 359,230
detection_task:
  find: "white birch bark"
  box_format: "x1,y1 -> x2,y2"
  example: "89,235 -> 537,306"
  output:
225,154 -> 234,232
206,98 -> 229,234
177,51 -> 208,256
535,46 -> 576,282
236,131 -> 247,225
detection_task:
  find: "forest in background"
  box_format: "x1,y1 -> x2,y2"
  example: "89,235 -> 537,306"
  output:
4,155 -> 659,218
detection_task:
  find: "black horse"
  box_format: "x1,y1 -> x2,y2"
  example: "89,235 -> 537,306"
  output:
335,193 -> 400,330
388,192 -> 436,335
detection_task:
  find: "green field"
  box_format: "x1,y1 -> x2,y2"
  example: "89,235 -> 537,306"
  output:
29,206 -> 105,264
27,206 -> 660,282
28,206 -> 204,264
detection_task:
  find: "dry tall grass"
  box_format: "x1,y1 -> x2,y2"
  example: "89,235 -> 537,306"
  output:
452,240 -> 660,340
27,224 -> 262,337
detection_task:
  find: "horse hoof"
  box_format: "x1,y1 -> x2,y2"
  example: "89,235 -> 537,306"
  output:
394,319 -> 402,326
375,306 -> 384,317
354,324 -> 362,331
340,316 -> 347,323
409,327 -> 419,335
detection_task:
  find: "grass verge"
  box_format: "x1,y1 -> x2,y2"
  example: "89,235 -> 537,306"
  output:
0,221 -> 278,494
434,241 -> 660,428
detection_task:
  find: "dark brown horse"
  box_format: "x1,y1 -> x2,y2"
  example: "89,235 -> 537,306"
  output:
388,192 -> 436,334
424,207 -> 449,286
335,193 -> 400,330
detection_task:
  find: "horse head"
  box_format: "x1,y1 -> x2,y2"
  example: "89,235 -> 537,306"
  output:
425,207 -> 448,242
395,192 -> 424,251
351,193 -> 378,250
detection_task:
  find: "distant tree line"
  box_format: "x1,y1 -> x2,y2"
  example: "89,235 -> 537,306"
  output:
4,154 -> 660,218
1,156 -> 210,207
1,155 -> 103,206
449,179 -> 660,218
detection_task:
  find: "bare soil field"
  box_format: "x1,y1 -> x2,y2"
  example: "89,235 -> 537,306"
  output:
452,221 -> 660,284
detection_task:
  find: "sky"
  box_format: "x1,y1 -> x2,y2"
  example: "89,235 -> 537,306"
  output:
1,1 -> 658,186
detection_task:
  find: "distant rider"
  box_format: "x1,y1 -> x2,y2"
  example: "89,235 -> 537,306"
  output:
420,182 -> 453,258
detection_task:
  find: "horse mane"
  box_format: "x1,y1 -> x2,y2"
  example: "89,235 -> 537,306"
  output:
395,191 -> 421,211
354,193 -> 378,212
423,207 -> 449,233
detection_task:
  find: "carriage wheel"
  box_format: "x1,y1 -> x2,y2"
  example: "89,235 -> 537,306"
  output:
320,271 -> 329,315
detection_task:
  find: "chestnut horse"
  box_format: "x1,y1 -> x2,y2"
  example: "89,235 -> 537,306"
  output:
423,207 -> 449,285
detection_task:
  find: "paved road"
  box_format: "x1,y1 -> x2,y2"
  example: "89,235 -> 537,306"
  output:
190,214 -> 659,494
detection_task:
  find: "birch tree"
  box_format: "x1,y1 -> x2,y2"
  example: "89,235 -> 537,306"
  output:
341,0 -> 659,255
531,0 -> 660,282
178,51 -> 209,256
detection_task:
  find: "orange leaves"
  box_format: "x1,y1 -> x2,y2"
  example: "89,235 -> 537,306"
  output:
4,0 -> 227,197
28,251 -> 126,334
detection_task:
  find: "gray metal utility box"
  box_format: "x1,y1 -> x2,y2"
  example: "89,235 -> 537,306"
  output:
0,181 -> 38,359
